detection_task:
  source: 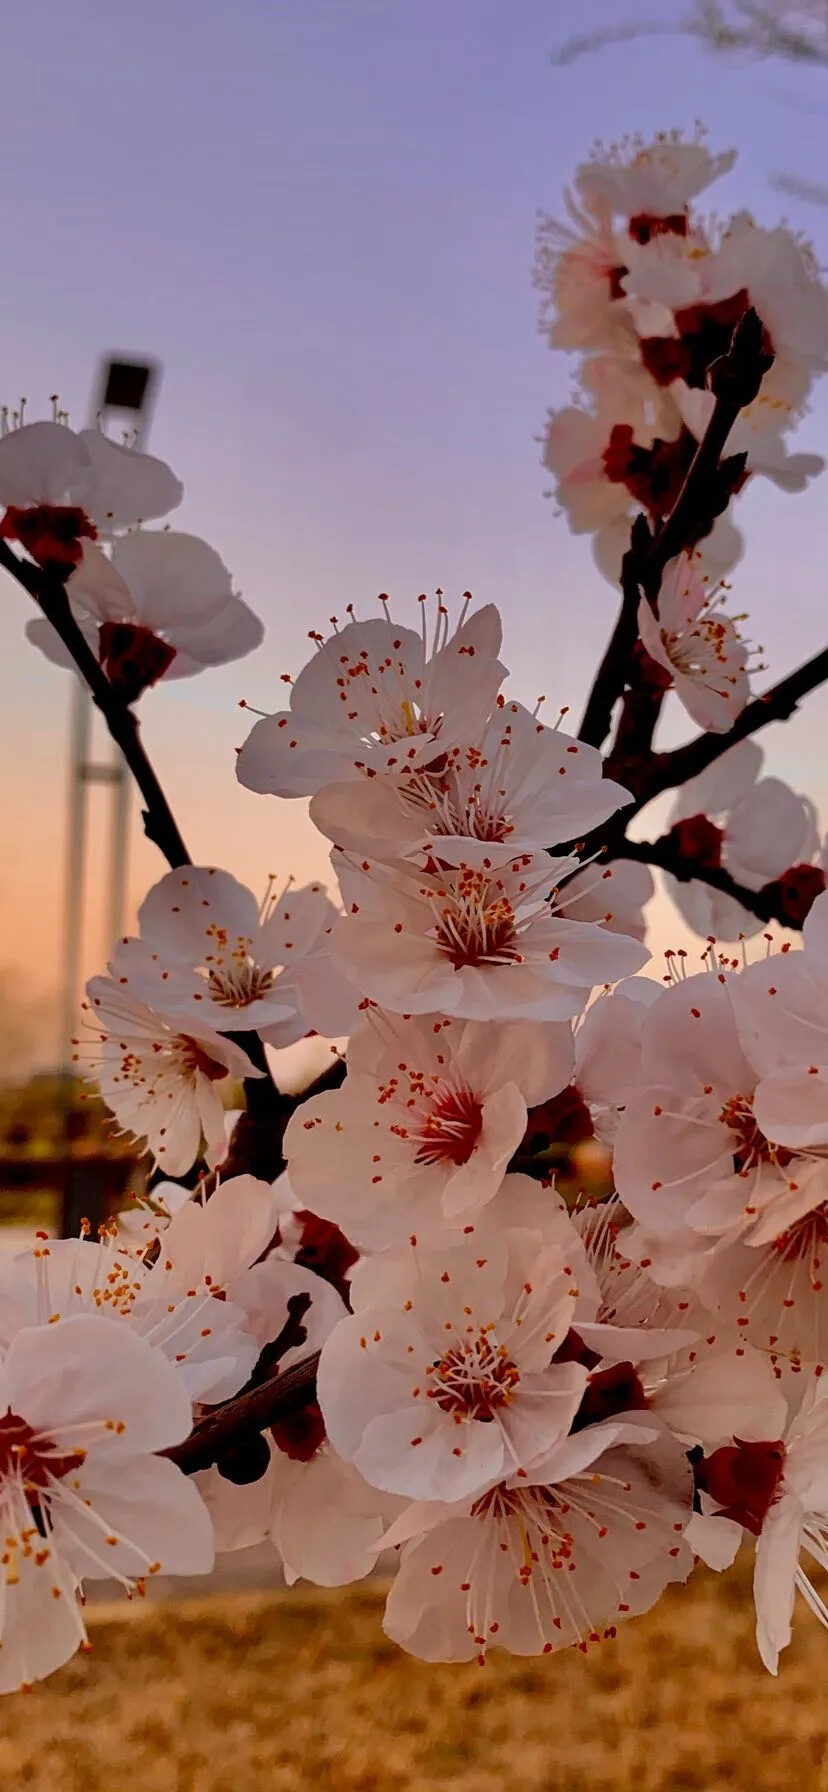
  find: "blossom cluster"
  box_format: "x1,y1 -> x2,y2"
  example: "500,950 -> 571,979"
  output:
537,128 -> 828,584
20,587 -> 826,1690
2,128 -> 828,1698
0,407 -> 263,695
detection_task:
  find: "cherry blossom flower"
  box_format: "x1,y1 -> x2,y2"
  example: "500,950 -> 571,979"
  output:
0,1187 -> 272,1406
284,1010 -> 574,1246
556,858 -> 654,945
746,1379 -> 828,1672
0,1175 -> 276,1401
666,740 -> 818,940
84,945 -> 261,1174
235,596 -> 506,799
233,1253 -> 349,1364
331,850 -> 648,1023
113,1177 -> 194,1251
310,700 -> 633,866
317,1214 -> 596,1503
382,1422 -> 693,1661
542,406 -> 643,546
0,417 -> 182,573
541,404 -> 741,585
130,865 -> 357,1046
270,1444 -> 401,1585
199,1253 -> 401,1582
619,226 -> 716,321
26,531 -> 263,697
675,385 -> 825,488
574,1195 -> 789,1445
729,893 -> 828,1153
638,216 -> 828,422
0,1313 -> 213,1692
202,1438 -> 401,1586
534,190 -> 638,354
506,985 -> 659,1189
572,976 -> 662,1141
638,553 -> 750,732
688,1375 -> 828,1672
613,968 -> 828,1363
574,130 -> 736,229
578,345 -> 682,440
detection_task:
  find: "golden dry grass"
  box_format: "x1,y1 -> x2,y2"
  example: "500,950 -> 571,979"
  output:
3,1565 -> 827,1792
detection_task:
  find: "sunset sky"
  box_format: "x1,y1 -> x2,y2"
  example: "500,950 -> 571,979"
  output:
3,0 -> 828,1070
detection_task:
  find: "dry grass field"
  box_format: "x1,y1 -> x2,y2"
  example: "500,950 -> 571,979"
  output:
3,1564 -> 827,1792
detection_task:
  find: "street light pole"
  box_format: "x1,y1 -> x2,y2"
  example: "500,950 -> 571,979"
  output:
58,356 -> 161,1069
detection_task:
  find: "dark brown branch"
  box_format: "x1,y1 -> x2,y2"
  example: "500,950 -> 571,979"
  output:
644,646 -> 828,799
577,519 -> 651,749
222,1050 -> 347,1173
0,540 -> 192,869
613,835 -> 805,928
578,310 -> 771,752
164,1350 -> 321,1475
1,539 -> 292,1117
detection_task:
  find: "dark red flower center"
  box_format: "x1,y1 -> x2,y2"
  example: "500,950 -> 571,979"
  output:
428,1333 -> 521,1419
718,1092 -> 793,1176
523,1084 -> 595,1155
0,504 -> 97,574
178,1036 -> 230,1083
571,1360 -> 649,1432
670,813 -> 725,871
769,864 -> 828,930
603,424 -> 696,522
98,620 -> 177,704
0,1410 -> 86,1496
292,1211 -> 359,1305
413,1085 -> 484,1168
641,290 -> 765,391
270,1399 -> 327,1462
695,1437 -> 786,1536
628,212 -> 689,246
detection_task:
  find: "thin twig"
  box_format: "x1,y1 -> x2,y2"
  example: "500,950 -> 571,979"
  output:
0,539 -> 293,1115
613,835 -> 800,927
577,310 -> 770,752
164,1350 -> 321,1475
643,310 -> 770,592
645,646 -> 828,798
577,521 -> 651,749
0,541 -> 192,868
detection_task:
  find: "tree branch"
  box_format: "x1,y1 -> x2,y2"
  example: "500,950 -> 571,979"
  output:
577,309 -> 771,752
1,539 -> 294,1120
164,1350 -> 321,1475
613,834 -> 803,927
222,1050 -> 347,1172
645,645 -> 828,799
642,315 -> 768,588
577,520 -> 651,749
0,541 -> 192,869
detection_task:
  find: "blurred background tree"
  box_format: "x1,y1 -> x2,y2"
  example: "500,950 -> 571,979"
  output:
554,3 -> 828,203
555,3 -> 828,71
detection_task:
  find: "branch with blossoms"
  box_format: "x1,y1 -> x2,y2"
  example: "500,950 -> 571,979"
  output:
0,538 -> 192,868
4,126 -> 828,1695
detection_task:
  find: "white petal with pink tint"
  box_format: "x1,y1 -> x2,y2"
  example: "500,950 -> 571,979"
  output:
318,1225 -> 589,1502
237,599 -> 506,799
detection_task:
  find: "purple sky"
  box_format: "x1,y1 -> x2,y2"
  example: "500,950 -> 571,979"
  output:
3,0 -> 828,1062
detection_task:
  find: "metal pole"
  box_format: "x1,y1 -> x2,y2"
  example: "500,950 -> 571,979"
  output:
59,679 -> 91,1067
107,754 -> 131,948
58,355 -> 159,1069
